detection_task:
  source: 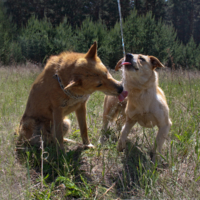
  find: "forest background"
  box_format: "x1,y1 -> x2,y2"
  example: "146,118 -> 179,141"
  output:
1,1 -> 200,199
0,0 -> 200,69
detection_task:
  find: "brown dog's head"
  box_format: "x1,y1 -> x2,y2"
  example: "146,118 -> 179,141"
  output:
64,42 -> 127,100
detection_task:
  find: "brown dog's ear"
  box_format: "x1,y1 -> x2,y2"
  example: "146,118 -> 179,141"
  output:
64,80 -> 81,90
85,41 -> 97,59
115,58 -> 124,71
150,56 -> 164,69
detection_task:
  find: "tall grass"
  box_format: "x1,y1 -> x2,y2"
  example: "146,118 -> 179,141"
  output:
0,65 -> 200,199
0,64 -> 41,199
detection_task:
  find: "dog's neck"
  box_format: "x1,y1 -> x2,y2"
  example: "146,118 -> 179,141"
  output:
53,74 -> 86,100
123,70 -> 158,92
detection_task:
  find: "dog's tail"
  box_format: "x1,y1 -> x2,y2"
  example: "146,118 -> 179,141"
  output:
63,117 -> 71,136
63,137 -> 77,143
63,117 -> 76,143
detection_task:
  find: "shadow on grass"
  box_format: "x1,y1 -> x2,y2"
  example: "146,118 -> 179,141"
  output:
115,140 -> 156,198
15,143 -> 88,183
15,137 -> 159,199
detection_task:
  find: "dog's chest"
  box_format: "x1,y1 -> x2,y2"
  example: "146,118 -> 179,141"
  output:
61,95 -> 90,108
134,113 -> 157,128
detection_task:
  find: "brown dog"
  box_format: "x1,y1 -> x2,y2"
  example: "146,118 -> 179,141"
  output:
17,42 -> 127,150
100,53 -> 172,162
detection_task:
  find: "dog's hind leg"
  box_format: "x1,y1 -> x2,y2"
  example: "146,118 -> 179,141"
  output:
62,117 -> 71,136
53,107 -> 65,150
18,117 -> 35,144
152,120 -> 172,162
100,96 -> 125,144
100,107 -> 118,144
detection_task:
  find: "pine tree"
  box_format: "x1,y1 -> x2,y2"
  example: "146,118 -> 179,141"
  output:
193,0 -> 200,45
167,0 -> 195,44
104,22 -> 123,68
123,10 -> 144,53
0,2 -> 20,64
19,16 -> 53,63
185,37 -> 200,68
134,0 -> 166,21
52,17 -> 75,55
123,9 -> 183,67
75,18 -> 108,64
4,0 -> 133,29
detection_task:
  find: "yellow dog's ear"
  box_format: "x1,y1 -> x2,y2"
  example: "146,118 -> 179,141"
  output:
150,56 -> 164,69
85,41 -> 97,59
115,58 -> 124,71
64,80 -> 81,90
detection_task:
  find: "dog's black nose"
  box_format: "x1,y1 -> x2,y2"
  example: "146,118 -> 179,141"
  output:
126,53 -> 133,59
125,53 -> 133,62
118,85 -> 123,94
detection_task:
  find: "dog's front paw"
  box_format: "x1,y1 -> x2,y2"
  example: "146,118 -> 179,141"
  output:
87,143 -> 95,148
117,138 -> 126,152
151,152 -> 160,164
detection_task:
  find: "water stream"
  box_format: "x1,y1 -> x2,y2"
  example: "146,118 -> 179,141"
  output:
117,0 -> 126,58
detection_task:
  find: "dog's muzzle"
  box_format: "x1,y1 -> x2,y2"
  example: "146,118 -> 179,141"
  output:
124,53 -> 139,70
117,85 -> 123,94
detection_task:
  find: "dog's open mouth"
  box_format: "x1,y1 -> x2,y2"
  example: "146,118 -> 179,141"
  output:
118,90 -> 128,102
122,61 -> 138,70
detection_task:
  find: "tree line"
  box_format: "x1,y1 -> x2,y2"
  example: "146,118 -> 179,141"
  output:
0,0 -> 200,69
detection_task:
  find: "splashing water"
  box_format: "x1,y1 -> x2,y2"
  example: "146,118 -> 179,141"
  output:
117,0 -> 126,58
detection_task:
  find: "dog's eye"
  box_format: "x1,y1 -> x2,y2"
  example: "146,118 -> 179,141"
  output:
139,57 -> 145,62
96,83 -> 102,87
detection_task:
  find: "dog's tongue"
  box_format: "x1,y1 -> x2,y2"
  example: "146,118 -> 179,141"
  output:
122,62 -> 131,65
118,91 -> 128,102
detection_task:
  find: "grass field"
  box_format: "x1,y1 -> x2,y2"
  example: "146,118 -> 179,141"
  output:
0,64 -> 200,199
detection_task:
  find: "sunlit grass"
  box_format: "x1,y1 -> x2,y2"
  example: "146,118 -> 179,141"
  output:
0,65 -> 200,199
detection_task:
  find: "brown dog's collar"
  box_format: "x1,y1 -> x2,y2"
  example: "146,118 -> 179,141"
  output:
53,74 -> 85,100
